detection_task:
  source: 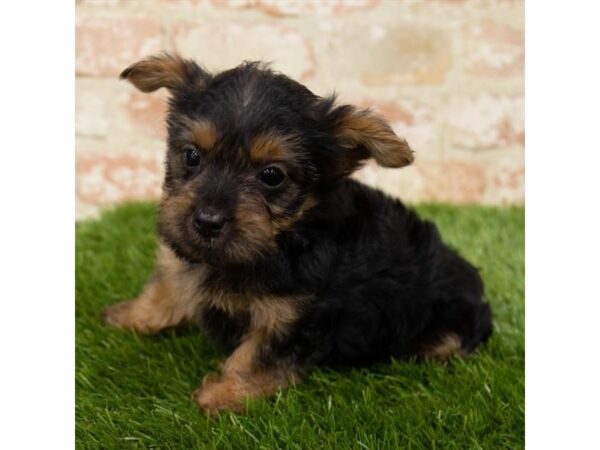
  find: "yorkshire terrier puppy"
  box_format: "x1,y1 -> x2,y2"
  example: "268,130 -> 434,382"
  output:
102,53 -> 493,414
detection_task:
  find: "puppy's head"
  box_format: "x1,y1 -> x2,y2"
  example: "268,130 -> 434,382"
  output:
121,53 -> 414,265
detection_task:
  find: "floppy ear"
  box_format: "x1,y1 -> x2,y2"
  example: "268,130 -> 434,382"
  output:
120,53 -> 210,93
330,104 -> 414,170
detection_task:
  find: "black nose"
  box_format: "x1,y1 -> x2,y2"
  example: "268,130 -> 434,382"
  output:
193,208 -> 226,237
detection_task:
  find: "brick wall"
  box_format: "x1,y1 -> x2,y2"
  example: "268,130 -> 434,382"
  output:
75,0 -> 524,218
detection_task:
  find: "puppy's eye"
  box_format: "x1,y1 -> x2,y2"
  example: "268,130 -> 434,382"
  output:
184,147 -> 201,167
259,166 -> 286,187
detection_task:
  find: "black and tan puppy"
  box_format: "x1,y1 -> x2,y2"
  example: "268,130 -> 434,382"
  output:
102,53 -> 493,413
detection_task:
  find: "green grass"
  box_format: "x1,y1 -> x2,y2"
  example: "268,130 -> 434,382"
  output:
76,202 -> 524,450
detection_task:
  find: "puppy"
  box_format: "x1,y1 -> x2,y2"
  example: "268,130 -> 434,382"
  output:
102,53 -> 493,414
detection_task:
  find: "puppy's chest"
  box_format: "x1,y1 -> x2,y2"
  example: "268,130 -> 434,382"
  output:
178,263 -> 302,337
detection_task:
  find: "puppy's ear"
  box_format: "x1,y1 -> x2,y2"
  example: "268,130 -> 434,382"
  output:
120,53 -> 210,93
329,104 -> 414,170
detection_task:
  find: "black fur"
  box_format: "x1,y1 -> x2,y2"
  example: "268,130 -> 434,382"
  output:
202,178 -> 492,367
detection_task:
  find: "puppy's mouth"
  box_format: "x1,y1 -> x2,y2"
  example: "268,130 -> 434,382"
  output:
160,224 -> 225,266
160,206 -> 274,266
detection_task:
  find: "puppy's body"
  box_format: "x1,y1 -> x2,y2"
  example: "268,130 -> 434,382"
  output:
103,54 -> 492,413
198,178 -> 491,365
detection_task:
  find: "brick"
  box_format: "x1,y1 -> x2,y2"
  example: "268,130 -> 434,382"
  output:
322,22 -> 452,85
212,0 -> 379,16
121,90 -> 168,139
75,201 -> 101,221
424,0 -> 468,3
385,165 -> 427,204
76,17 -> 162,76
76,80 -> 111,138
76,152 -> 164,205
171,21 -> 315,80
353,158 -> 486,204
444,94 -> 524,150
209,0 -> 262,10
74,0 -> 526,217
352,160 -> 379,187
77,0 -> 122,5
160,0 -> 211,9
417,159 -> 486,203
77,78 -> 168,141
485,157 -> 524,205
330,0 -> 379,14
464,19 -> 524,77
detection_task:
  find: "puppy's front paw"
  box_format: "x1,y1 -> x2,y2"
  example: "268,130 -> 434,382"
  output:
101,300 -> 156,334
102,301 -> 132,327
191,374 -> 246,414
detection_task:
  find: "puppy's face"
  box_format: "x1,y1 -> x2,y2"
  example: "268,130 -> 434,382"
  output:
121,54 -> 414,265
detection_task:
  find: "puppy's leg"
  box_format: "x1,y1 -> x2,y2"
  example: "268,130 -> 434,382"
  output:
193,366 -> 298,414
102,244 -> 201,334
192,331 -> 300,413
420,333 -> 465,362
102,276 -> 177,334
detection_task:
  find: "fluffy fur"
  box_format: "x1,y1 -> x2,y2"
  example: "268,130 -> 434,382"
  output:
102,53 -> 493,414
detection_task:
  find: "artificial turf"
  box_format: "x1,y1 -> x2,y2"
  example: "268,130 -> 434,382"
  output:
76,202 -> 524,449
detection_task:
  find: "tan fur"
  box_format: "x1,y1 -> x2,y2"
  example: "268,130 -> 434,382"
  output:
227,193 -> 279,262
191,296 -> 300,412
101,281 -> 173,334
157,188 -> 198,248
250,297 -> 299,337
220,193 -> 318,263
249,133 -> 295,163
422,333 -> 464,361
272,195 -> 318,233
336,108 -> 414,168
192,368 -> 297,414
103,240 -> 300,335
120,53 -> 198,93
180,117 -> 218,151
223,332 -> 264,374
101,244 -> 205,334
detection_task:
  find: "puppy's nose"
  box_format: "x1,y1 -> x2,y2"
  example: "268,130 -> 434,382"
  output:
193,208 -> 226,237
